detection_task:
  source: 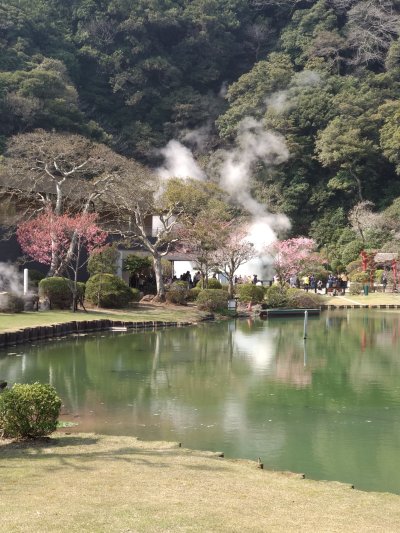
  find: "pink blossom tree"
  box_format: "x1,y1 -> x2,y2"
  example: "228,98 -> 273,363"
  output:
17,210 -> 108,310
266,237 -> 317,286
212,224 -> 256,298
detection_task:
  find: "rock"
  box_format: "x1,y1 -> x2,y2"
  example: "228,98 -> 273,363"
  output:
140,294 -> 156,302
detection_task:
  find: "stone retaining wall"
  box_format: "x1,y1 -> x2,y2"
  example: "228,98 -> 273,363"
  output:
0,319 -> 196,349
321,304 -> 400,310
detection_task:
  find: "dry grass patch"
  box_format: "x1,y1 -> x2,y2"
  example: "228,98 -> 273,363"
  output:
0,433 -> 400,532
324,292 -> 400,306
0,304 -> 204,332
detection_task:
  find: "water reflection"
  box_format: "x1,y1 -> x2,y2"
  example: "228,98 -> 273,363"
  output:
1,310 -> 400,493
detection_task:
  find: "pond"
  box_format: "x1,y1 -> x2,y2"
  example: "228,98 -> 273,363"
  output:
1,309 -> 400,494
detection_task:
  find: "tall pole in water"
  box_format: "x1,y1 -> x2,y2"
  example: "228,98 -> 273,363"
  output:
23,268 -> 29,295
303,310 -> 308,340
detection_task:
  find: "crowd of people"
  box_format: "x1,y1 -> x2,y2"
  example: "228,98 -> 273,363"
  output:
288,273 -> 348,294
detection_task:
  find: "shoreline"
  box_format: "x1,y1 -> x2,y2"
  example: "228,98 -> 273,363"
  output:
1,432 -> 399,532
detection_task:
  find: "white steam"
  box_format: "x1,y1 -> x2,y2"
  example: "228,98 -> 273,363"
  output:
266,70 -> 321,114
183,124 -> 211,153
0,263 -> 24,294
155,70 -> 322,278
219,117 -> 289,223
156,118 -> 291,278
157,140 -> 205,181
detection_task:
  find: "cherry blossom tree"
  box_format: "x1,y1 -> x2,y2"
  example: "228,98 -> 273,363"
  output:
17,210 -> 108,310
266,237 -> 317,286
212,223 -> 256,298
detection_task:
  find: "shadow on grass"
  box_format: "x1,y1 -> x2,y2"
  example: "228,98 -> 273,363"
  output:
0,436 -> 230,473
0,435 -> 99,451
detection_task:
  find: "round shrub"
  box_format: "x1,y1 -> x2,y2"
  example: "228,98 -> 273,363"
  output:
166,281 -> 188,305
88,245 -> 119,276
349,282 -> 363,295
85,274 -> 134,308
264,285 -> 289,308
0,292 -> 24,313
0,382 -> 61,439
39,277 -> 72,309
196,278 -> 222,289
236,283 -> 264,303
207,278 -> 222,289
287,288 -> 321,309
187,287 -> 201,301
348,269 -> 369,283
196,289 -> 228,312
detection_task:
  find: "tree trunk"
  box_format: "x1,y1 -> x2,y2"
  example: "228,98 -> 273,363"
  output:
153,254 -> 166,302
228,277 -> 234,299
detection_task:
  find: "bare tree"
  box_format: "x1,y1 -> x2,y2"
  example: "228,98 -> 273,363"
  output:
212,221 -> 256,298
349,201 -> 385,244
346,1 -> 400,65
111,176 -> 184,302
0,130 -> 141,275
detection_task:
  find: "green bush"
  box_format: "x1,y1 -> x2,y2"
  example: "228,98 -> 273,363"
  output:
349,282 -> 363,295
375,269 -> 384,282
0,383 -> 61,439
348,269 -> 370,283
236,283 -> 264,303
166,281 -> 188,305
88,246 -> 119,276
85,274 -> 134,308
39,277 -> 72,309
196,278 -> 222,289
341,240 -> 364,266
196,289 -> 228,311
187,287 -> 202,301
0,293 -> 24,313
207,278 -> 222,289
287,288 -> 321,309
264,285 -> 289,308
123,253 -> 152,276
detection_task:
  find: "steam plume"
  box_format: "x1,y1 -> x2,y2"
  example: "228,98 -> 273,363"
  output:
157,140 -> 205,181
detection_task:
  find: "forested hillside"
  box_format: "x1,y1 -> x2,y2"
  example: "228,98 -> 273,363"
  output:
1,0 -> 400,263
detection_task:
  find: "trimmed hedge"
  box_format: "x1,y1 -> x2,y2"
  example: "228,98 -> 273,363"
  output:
263,287 -> 322,309
85,274 -> 134,308
0,382 -> 61,439
166,281 -> 188,305
264,285 -> 288,308
286,288 -> 322,309
196,289 -> 228,311
236,283 -> 264,303
88,246 -> 119,276
187,287 -> 201,301
349,282 -> 363,295
39,277 -> 72,309
196,278 -> 222,289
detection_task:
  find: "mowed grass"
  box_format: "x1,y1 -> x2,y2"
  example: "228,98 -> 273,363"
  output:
0,433 -> 399,533
323,292 -> 400,306
0,305 -> 204,332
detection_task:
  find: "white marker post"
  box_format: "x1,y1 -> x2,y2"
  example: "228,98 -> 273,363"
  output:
23,268 -> 29,295
303,310 -> 308,340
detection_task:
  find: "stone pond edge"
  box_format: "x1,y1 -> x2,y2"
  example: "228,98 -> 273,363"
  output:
0,315 -> 215,349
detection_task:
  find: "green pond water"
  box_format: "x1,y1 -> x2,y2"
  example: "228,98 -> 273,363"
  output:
1,309 -> 400,494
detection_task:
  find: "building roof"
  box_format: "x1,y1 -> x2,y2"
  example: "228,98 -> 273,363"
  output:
374,252 -> 398,263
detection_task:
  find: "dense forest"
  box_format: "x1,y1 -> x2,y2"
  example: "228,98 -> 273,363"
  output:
1,0 -> 400,270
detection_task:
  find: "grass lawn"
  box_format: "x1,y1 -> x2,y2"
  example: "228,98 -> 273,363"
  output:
323,292 -> 400,306
0,433 -> 399,532
0,304 -> 204,332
